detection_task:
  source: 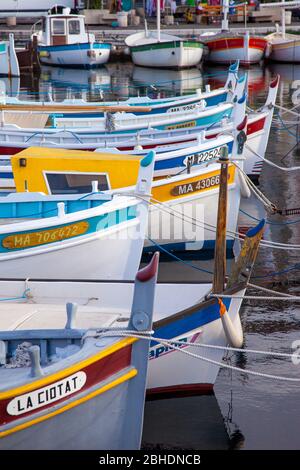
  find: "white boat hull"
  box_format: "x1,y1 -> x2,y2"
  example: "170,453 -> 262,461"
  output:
268,41 -> 300,62
131,42 -> 203,69
38,43 -> 111,67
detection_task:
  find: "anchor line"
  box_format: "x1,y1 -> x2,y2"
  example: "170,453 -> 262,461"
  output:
93,330 -> 300,383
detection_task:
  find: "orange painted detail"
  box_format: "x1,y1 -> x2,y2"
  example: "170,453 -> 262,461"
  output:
218,299 -> 227,317
2,221 -> 89,250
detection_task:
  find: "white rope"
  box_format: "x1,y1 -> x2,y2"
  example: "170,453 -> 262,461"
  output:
275,103 -> 300,118
97,330 -> 300,382
133,193 -> 300,251
245,144 -> 300,172
247,282 -> 298,297
233,163 -> 277,212
97,330 -> 300,359
210,293 -> 300,301
117,190 -> 300,252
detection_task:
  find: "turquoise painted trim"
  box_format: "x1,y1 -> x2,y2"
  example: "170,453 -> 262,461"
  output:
38,42 -> 111,52
0,199 -> 105,219
141,150 -> 155,167
0,206 -> 137,252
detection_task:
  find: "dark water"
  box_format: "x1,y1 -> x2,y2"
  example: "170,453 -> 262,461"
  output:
7,62 -> 300,450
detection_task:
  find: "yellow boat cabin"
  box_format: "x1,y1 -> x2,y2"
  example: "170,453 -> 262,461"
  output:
12,147 -> 142,194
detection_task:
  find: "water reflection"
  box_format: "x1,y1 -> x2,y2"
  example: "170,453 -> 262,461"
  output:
142,394 -> 242,450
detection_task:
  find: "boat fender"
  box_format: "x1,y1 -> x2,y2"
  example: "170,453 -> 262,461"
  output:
238,170 -> 251,199
265,42 -> 272,59
218,299 -> 243,348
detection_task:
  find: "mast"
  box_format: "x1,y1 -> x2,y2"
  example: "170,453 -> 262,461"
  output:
221,0 -> 229,31
212,146 -> 229,294
157,0 -> 161,42
281,0 -> 286,38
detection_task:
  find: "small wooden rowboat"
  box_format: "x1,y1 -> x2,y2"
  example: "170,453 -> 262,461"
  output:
4,114 -> 249,253
0,152 -> 154,280
0,61 -> 239,115
0,253 -> 159,450
0,75 -> 279,180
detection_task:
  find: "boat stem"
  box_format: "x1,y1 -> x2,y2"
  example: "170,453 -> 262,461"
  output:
213,146 -> 229,294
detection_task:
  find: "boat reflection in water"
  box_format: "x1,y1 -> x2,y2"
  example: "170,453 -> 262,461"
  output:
38,65 -> 111,101
204,64 -> 270,104
132,66 -> 203,95
142,393 -> 245,450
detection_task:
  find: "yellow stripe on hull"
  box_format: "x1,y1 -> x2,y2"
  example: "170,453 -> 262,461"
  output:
0,337 -> 137,400
0,367 -> 137,439
152,165 -> 235,203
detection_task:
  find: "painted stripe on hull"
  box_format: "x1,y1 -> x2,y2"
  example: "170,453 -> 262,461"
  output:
146,382 -> 214,398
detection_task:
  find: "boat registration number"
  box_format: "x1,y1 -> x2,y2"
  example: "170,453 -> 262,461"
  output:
166,120 -> 196,130
167,103 -> 197,113
171,175 -> 221,196
183,146 -> 225,167
2,221 -> 89,250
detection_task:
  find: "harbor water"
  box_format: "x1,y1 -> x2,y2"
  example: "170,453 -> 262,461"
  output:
6,61 -> 300,450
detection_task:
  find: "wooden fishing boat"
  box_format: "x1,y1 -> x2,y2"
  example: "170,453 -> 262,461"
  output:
201,0 -> 267,66
0,62 -> 239,115
0,75 -> 279,184
125,9 -> 203,69
264,2 -> 300,63
0,252 -> 159,450
0,34 -> 19,77
0,100 -> 234,133
5,115 -> 249,252
0,152 -> 154,279
33,6 -> 111,68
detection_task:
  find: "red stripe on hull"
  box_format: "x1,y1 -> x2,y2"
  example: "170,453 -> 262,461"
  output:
0,344 -> 132,426
207,37 -> 244,51
207,36 -> 267,53
0,116 -> 266,156
146,383 -> 214,399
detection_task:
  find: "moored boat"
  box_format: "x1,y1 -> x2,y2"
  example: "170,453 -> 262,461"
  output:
0,61 -> 239,116
33,6 -> 111,68
0,34 -> 19,77
0,253 -> 159,450
201,0 -> 267,66
0,75 -> 279,181
265,2 -> 300,62
0,152 -> 154,279
125,8 -> 203,69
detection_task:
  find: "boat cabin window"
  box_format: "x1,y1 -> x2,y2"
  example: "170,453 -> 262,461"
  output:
52,19 -> 66,36
45,172 -> 110,194
68,20 -> 81,35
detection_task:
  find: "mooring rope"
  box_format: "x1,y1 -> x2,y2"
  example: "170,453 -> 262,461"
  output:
245,143 -> 300,173
95,330 -> 300,382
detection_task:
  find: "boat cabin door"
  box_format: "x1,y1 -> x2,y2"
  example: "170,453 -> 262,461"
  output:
50,16 -> 83,46
51,18 -> 67,46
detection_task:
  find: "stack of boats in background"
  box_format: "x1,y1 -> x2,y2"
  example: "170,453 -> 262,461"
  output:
0,51 -> 280,449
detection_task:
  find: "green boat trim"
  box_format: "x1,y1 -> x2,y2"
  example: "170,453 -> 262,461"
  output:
131,40 -> 203,53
